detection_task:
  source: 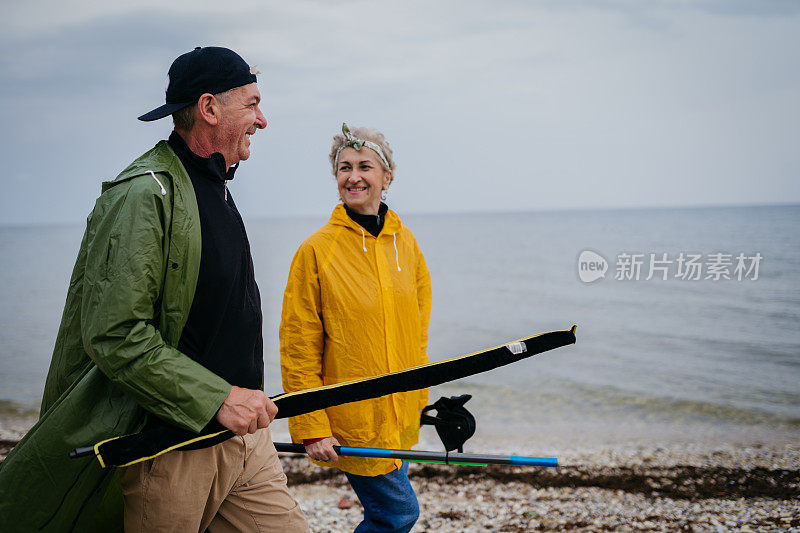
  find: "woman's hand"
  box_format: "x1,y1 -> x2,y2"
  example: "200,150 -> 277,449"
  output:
304,436 -> 340,462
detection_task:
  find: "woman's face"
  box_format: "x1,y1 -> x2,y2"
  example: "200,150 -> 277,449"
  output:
336,146 -> 392,215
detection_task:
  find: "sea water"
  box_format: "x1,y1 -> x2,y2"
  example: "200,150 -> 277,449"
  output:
1,205 -> 798,451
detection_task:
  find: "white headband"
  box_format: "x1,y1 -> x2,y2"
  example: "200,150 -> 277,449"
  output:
333,123 -> 391,171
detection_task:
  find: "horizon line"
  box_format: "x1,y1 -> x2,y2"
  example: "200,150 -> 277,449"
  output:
1,201 -> 798,229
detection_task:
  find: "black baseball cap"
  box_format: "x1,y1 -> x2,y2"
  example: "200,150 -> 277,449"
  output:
138,46 -> 258,122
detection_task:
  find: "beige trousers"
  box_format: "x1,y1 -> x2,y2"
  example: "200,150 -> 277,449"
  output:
119,427 -> 308,532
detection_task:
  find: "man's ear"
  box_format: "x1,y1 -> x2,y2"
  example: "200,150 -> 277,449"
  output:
196,93 -> 220,126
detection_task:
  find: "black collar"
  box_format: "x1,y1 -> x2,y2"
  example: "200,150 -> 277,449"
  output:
168,131 -> 238,183
344,202 -> 389,238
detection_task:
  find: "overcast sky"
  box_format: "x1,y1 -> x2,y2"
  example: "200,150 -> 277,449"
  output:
1,0 -> 798,226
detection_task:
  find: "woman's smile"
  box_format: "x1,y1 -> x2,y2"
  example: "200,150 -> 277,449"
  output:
336,146 -> 391,215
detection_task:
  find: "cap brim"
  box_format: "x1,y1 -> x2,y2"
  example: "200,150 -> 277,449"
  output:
138,101 -> 193,122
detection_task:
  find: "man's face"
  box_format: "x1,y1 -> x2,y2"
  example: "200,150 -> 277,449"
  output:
214,83 -> 267,167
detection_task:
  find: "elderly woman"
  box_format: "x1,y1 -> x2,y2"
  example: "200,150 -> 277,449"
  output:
280,123 -> 431,532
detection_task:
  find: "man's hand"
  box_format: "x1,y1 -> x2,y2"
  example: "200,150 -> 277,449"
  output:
215,386 -> 278,436
304,437 -> 340,462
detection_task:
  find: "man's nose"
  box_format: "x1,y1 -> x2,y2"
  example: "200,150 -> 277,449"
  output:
254,107 -> 267,129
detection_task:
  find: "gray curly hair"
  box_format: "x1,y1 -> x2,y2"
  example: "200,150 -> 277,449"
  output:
328,126 -> 396,183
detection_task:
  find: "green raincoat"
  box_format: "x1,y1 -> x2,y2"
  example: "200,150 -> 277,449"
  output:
0,141 -> 232,531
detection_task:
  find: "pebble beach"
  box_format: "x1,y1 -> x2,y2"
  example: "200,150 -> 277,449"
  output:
5,408 -> 797,533
283,443 -> 800,532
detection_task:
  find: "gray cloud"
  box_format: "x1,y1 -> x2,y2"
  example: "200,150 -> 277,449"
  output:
1,1 -> 798,226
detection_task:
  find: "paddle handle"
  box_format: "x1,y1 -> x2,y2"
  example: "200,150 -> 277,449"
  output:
273,442 -> 558,467
69,446 -> 95,459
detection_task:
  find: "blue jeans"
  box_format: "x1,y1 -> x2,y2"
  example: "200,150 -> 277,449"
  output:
345,462 -> 419,533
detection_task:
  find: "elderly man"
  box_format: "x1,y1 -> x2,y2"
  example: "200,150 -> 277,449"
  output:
0,47 -> 308,532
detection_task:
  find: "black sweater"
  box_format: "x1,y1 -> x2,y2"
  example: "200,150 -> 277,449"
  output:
169,131 -> 263,394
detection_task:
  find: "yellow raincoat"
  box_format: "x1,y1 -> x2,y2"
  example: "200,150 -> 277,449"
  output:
280,204 -> 431,476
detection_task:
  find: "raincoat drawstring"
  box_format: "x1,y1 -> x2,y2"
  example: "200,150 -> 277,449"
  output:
148,170 -> 166,196
393,232 -> 402,271
356,218 -> 398,270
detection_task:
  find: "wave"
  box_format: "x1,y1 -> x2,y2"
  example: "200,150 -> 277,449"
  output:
431,377 -> 800,429
0,399 -> 40,419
